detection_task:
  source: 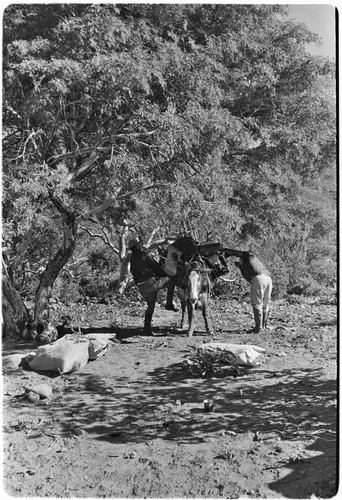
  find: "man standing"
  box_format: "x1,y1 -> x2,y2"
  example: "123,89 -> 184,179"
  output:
224,249 -> 272,333
128,238 -> 177,335
161,243 -> 183,311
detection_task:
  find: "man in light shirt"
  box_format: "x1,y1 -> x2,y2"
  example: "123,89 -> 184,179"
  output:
224,249 -> 272,333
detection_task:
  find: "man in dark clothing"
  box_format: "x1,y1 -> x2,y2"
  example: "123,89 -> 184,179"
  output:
128,238 -> 177,335
224,249 -> 272,333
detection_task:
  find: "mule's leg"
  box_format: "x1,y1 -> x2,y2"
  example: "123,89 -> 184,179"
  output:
187,300 -> 196,337
178,288 -> 188,330
165,283 -> 178,311
180,297 -> 187,330
187,269 -> 201,337
201,295 -> 214,335
143,292 -> 157,336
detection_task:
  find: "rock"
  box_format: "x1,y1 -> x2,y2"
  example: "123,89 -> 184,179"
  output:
25,382 -> 52,399
26,391 -> 40,403
2,354 -> 24,371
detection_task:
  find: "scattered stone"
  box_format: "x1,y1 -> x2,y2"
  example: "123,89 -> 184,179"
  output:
2,354 -> 24,371
110,431 -> 122,437
214,451 -> 234,460
71,426 -> 83,436
25,382 -> 52,399
26,391 -> 40,403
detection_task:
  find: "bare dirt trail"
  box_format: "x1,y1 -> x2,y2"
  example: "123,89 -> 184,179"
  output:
2,297 -> 337,498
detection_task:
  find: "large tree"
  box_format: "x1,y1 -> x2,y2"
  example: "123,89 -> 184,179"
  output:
2,4 -> 336,338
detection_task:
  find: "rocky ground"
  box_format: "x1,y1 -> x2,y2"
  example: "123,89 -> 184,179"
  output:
2,293 -> 338,498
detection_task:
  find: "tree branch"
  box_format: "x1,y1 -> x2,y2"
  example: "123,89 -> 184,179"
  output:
64,117 -> 131,183
116,183 -> 163,200
79,226 -> 119,255
146,227 -> 161,247
78,189 -> 122,221
12,229 -> 34,268
48,191 -> 75,219
77,183 -> 162,223
148,236 -> 177,250
47,145 -> 102,165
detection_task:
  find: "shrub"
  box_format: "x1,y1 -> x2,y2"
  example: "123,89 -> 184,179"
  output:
309,259 -> 337,289
287,275 -> 327,297
54,274 -> 82,303
212,278 -> 248,298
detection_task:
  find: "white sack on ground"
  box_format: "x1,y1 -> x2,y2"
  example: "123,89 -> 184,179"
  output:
29,337 -> 90,373
199,343 -> 266,367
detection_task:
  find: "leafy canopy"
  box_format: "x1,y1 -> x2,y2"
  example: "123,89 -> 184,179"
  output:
3,4 -> 336,290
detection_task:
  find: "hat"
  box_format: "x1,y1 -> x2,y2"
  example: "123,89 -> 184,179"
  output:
128,238 -> 140,249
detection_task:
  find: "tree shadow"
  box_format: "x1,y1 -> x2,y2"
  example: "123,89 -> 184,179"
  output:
21,362 -> 336,441
110,325 -> 189,340
3,349 -> 337,498
268,437 -> 338,498
109,324 -> 216,340
316,319 -> 337,327
2,340 -> 37,356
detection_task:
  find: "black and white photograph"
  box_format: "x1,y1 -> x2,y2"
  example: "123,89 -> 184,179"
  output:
2,2 -> 338,498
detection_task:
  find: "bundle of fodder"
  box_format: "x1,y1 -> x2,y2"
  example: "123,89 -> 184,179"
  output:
200,343 -> 266,367
184,343 -> 266,378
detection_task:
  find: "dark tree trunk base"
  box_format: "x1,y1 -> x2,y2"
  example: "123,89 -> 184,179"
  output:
2,274 -> 30,340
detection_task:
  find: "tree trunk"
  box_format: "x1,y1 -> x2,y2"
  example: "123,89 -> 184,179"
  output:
2,270 -> 30,340
33,203 -> 78,338
31,186 -> 160,333
117,253 -> 132,294
31,192 -> 78,343
116,221 -> 131,293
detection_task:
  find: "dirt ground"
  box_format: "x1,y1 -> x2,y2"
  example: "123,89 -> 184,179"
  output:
2,294 -> 338,499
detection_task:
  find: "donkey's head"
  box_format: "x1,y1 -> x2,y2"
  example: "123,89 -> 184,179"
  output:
187,259 -> 211,304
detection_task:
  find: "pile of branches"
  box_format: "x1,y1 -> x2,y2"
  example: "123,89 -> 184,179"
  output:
183,348 -> 241,378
